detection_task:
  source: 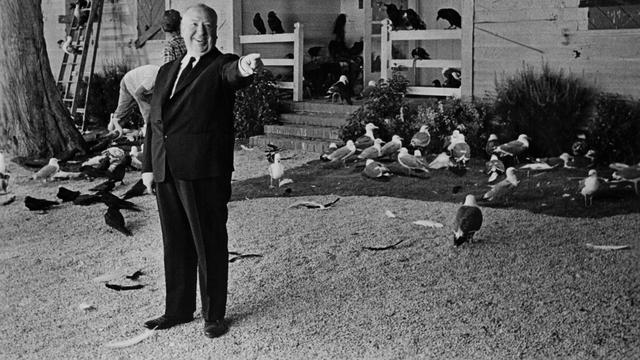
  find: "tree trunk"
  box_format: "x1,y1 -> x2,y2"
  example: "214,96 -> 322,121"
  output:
0,0 -> 86,158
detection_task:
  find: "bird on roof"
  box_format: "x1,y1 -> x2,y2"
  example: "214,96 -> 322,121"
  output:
362,159 -> 392,180
580,169 -> 600,207
437,8 -> 462,29
32,158 -> 60,182
358,138 -> 384,160
442,67 -> 461,88
404,8 -> 426,30
493,134 -> 530,162
486,155 -> 505,183
267,11 -> 285,34
24,196 -> 59,212
327,140 -> 357,163
397,147 -> 429,176
611,162 -> 640,195
253,13 -> 266,34
105,206 -> 132,236
482,167 -> 519,203
379,135 -> 403,159
453,194 -> 483,247
354,123 -> 379,150
326,75 -> 352,105
268,153 -> 284,188
485,134 -> 499,159
410,125 -> 431,151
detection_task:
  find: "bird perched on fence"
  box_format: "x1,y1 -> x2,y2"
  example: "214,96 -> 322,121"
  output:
379,135 -> 403,159
32,158 -> 60,182
482,167 -> 519,203
397,147 -> 429,175
326,75 -> 352,104
403,8 -> 427,30
267,11 -> 285,33
485,155 -> 505,183
354,123 -> 379,150
442,67 -> 461,88
362,159 -> 392,180
381,3 -> 405,30
411,47 -> 430,60
611,162 -> 640,195
580,169 -> 600,207
485,134 -> 499,159
358,138 -> 385,160
24,196 -> 59,212
493,134 -> 530,163
453,194 -> 483,247
410,125 -> 431,152
253,13 -> 267,34
437,8 -> 462,29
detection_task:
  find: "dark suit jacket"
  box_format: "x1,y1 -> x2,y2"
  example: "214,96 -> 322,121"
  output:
143,48 -> 251,182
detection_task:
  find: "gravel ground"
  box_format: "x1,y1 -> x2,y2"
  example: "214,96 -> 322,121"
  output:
1,149 -> 639,359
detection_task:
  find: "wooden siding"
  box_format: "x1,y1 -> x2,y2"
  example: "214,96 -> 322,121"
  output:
473,0 -> 640,98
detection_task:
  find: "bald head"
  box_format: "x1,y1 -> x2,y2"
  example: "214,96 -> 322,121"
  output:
181,4 -> 218,56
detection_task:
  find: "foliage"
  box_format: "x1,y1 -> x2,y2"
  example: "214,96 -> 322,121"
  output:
493,63 -> 596,157
587,93 -> 640,165
233,69 -> 281,139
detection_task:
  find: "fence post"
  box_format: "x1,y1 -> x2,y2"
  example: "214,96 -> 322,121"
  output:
293,22 -> 304,102
380,19 -> 391,82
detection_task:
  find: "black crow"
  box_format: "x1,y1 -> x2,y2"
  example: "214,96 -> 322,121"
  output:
99,191 -> 140,212
24,196 -> 59,212
443,67 -> 461,88
411,47 -> 430,59
432,79 -> 442,87
108,155 -> 131,184
253,13 -> 266,34
308,46 -> 323,59
104,206 -> 132,236
73,193 -> 102,206
349,40 -> 364,56
267,11 -> 285,33
437,8 -> 461,29
383,3 -> 405,29
57,186 -> 80,202
333,14 -> 346,42
89,179 -> 116,193
122,179 -> 148,200
404,9 -> 426,30
80,165 -> 109,180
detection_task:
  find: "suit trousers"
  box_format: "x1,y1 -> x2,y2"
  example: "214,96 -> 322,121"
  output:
155,169 -> 231,322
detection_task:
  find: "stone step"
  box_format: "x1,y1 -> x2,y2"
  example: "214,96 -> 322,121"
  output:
279,113 -> 348,128
281,101 -> 360,115
264,124 -> 341,140
249,135 -> 341,153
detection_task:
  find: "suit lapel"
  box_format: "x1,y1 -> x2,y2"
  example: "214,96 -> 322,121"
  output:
171,49 -> 221,98
160,59 -> 183,104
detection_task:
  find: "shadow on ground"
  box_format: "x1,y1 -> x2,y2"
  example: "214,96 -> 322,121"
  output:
231,158 -> 640,219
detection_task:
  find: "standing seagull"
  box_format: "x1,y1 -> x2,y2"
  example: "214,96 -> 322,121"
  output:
453,195 -> 483,246
482,167 -> 519,203
397,147 -> 429,175
410,125 -> 431,152
379,135 -> 403,159
267,11 -> 285,34
354,123 -> 379,150
32,158 -> 60,182
253,13 -> 267,34
580,169 -> 600,207
493,134 -> 530,162
437,8 -> 462,29
268,153 -> 284,188
485,154 -> 505,183
612,162 -> 640,195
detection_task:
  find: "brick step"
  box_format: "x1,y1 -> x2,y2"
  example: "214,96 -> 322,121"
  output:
279,113 -> 347,128
249,135 -> 341,153
264,124 -> 341,140
281,100 -> 359,115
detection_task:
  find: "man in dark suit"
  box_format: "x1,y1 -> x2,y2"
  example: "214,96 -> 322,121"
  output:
141,4 -> 262,339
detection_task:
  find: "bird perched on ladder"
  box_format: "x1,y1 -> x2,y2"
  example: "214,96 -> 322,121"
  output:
326,75 -> 352,105
267,11 -> 285,34
453,195 -> 483,246
442,67 -> 461,88
437,8 -> 462,29
253,13 -> 266,34
403,8 -> 426,30
70,0 -> 91,28
57,36 -> 83,56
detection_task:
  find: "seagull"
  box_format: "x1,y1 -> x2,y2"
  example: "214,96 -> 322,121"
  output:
612,162 -> 640,195
327,140 -> 357,162
442,67 -> 461,88
326,75 -> 352,105
32,158 -> 60,182
354,123 -> 379,150
536,153 -> 572,168
360,80 -> 377,99
451,141 -> 471,167
571,133 -> 588,157
320,143 -> 339,161
24,196 -> 59,212
358,138 -> 384,160
453,195 -> 483,247
104,206 -> 132,236
493,134 -> 530,162
485,134 -> 499,159
428,152 -> 452,169
437,8 -> 462,29
129,146 -> 143,170
379,135 -> 403,159
445,130 -> 466,151
410,125 -> 431,151
485,155 -> 505,183
57,186 -> 80,202
397,147 -> 429,175
580,169 -> 600,207
267,11 -> 285,34
362,159 -> 392,180
482,167 -> 519,203
253,13 -> 267,34
268,153 -> 284,188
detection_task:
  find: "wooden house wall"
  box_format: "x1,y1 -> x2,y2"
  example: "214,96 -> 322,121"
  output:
473,0 -> 640,98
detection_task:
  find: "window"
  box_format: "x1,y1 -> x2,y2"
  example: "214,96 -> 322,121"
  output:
137,0 -> 164,41
579,0 -> 640,29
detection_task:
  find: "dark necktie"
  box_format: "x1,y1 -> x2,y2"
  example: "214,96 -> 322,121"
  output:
175,56 -> 195,89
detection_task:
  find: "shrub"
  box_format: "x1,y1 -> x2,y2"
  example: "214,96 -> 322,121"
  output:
493,63 -> 596,157
587,93 -> 640,165
233,69 -> 281,139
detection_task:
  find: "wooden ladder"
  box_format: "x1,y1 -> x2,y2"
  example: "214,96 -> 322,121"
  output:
57,0 -> 104,132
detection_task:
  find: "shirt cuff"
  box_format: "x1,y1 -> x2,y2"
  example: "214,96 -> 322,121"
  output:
238,56 -> 254,77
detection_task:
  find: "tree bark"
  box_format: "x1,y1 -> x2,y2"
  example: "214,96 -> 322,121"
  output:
0,0 -> 86,157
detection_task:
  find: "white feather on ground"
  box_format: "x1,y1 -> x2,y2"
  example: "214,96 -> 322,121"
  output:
104,329 -> 156,348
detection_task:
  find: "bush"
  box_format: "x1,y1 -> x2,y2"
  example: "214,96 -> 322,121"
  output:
233,69 -> 281,139
587,93 -> 640,165
493,63 -> 596,157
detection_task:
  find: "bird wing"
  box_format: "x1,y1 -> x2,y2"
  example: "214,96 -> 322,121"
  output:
328,146 -> 351,161
495,140 -> 525,155
379,142 -> 400,157
354,135 -> 374,149
456,206 -> 483,234
35,164 -> 58,179
428,153 -> 451,169
358,146 -> 379,159
411,132 -> 430,147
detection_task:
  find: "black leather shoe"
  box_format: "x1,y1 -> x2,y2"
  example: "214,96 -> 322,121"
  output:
204,319 -> 228,338
144,315 -> 193,330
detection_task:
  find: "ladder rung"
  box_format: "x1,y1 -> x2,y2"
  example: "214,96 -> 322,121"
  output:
63,99 -> 73,102
75,108 -> 86,114
57,80 -> 77,83
62,62 -> 79,65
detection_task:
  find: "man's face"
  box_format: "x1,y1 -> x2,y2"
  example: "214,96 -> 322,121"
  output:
181,7 -> 217,57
